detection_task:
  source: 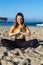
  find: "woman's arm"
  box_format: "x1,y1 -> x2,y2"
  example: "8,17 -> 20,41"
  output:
8,25 -> 17,37
20,26 -> 31,36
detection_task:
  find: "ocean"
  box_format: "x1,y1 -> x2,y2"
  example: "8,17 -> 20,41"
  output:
0,22 -> 14,26
0,21 -> 43,27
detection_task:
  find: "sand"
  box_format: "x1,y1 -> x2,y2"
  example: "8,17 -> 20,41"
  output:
0,26 -> 43,65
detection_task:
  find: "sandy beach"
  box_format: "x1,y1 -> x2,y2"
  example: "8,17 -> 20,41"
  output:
0,26 -> 43,65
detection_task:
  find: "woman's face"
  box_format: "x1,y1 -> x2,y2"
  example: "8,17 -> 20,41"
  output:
17,15 -> 23,25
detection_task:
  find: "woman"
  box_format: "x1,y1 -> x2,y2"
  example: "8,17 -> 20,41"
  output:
1,12 -> 38,49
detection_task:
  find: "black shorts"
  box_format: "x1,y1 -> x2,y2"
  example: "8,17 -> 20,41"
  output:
1,38 -> 38,49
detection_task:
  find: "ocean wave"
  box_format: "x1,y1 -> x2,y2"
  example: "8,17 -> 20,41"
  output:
37,24 -> 43,26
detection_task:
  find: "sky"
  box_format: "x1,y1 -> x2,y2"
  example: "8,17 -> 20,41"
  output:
0,0 -> 43,19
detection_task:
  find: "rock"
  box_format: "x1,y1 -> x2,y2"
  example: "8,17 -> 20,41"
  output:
3,52 -> 8,56
0,62 -> 2,65
13,62 -> 18,65
15,52 -> 20,56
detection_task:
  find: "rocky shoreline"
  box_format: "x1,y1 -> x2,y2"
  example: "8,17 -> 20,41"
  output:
0,26 -> 43,65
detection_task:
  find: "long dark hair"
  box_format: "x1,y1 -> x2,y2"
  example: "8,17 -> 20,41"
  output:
14,12 -> 26,28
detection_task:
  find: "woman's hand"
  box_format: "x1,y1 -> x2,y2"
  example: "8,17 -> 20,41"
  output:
8,25 -> 20,37
8,33 -> 15,37
16,34 -> 24,39
20,26 -> 31,36
20,32 -> 31,36
19,25 -> 31,37
20,32 -> 24,35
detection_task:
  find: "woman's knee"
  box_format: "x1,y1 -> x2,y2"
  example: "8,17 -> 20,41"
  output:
1,39 -> 8,43
1,39 -> 5,43
1,39 -> 10,45
33,39 -> 38,43
1,39 -> 6,46
29,39 -> 38,47
32,39 -> 39,46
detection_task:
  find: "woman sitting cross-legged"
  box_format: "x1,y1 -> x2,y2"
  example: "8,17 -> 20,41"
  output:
1,12 -> 39,49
